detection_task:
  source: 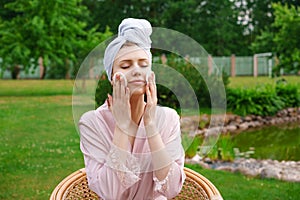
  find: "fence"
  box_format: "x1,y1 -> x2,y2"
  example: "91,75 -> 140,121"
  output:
0,54 -> 275,79
211,54 -> 274,77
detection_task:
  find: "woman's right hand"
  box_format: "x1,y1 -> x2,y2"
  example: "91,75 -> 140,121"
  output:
107,74 -> 132,133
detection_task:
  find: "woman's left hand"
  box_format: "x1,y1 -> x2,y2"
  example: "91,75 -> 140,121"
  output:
144,72 -> 157,129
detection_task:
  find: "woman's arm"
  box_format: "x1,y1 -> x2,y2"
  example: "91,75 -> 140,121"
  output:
79,112 -> 140,199
146,114 -> 185,199
144,73 -> 185,198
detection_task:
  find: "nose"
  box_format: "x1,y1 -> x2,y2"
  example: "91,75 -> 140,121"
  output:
131,63 -> 142,76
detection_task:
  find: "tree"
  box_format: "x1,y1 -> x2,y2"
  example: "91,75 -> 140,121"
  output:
0,0 -> 111,79
251,3 -> 300,74
239,0 -> 299,53
273,3 -> 300,74
82,0 -> 247,56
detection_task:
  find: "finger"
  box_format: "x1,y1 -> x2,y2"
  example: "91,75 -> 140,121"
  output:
115,74 -> 121,99
112,79 -> 117,100
149,75 -> 156,97
146,83 -> 152,104
107,94 -> 113,109
125,87 -> 130,102
152,73 -> 156,89
120,76 -> 126,101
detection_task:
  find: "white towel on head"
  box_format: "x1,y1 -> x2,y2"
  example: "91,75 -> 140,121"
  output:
103,18 -> 152,81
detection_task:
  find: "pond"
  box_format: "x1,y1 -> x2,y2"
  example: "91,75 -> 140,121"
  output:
232,122 -> 300,161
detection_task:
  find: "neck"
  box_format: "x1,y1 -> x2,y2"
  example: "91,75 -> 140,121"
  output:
130,94 -> 145,124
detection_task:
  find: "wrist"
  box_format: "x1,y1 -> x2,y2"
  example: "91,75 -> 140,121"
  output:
116,120 -> 138,136
145,123 -> 158,138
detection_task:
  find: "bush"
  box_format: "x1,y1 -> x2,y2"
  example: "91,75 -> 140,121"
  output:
95,72 -> 112,108
276,82 -> 300,107
227,82 -> 299,116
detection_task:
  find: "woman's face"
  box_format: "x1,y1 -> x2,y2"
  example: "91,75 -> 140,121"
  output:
112,44 -> 151,96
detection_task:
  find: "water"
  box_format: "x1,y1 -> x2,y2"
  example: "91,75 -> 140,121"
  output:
232,122 -> 300,161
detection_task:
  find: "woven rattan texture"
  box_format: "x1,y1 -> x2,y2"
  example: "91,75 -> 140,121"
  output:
64,177 -> 100,200
63,175 -> 209,200
172,177 -> 209,200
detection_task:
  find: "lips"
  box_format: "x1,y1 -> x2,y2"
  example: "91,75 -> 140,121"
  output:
129,80 -> 146,84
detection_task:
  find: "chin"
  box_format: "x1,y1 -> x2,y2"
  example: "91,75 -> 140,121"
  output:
129,86 -> 146,96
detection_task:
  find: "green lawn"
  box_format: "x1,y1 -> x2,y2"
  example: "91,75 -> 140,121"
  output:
228,75 -> 300,89
1,80 -> 300,199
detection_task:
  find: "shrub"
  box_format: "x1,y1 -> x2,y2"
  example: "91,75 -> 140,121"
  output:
275,82 -> 300,107
227,82 -> 299,116
227,85 -> 284,116
95,72 -> 112,108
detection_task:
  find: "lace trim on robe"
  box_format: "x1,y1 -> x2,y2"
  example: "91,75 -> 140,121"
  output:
106,144 -> 141,188
153,162 -> 175,193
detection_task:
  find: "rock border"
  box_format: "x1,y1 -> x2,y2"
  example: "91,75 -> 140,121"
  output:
186,157 -> 300,182
183,107 -> 300,136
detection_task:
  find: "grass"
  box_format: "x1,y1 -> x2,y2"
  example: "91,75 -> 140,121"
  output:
228,75 -> 300,89
186,164 -> 300,200
1,79 -> 300,199
0,95 -> 84,199
0,80 -> 74,96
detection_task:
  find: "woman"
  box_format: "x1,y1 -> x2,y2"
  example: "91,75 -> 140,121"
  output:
79,18 -> 185,200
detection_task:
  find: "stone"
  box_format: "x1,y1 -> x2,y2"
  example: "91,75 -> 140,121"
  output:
244,116 -> 252,122
198,161 -> 211,169
287,107 -> 295,113
226,125 -> 237,132
236,117 -> 243,124
256,116 -> 263,121
238,122 -> 249,130
204,127 -> 221,137
215,165 -> 235,172
260,166 -> 282,179
196,129 -> 204,135
229,121 -> 239,126
185,158 -> 300,182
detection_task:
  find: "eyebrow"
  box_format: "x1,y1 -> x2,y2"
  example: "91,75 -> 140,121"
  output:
119,58 -> 149,63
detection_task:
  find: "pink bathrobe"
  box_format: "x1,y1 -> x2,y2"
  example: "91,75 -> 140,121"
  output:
79,102 -> 185,200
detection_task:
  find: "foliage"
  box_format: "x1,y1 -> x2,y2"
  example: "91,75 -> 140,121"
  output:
227,85 -> 282,116
227,85 -> 284,116
272,3 -> 300,74
83,0 -> 248,56
95,54 -> 229,112
1,0 -> 300,78
95,72 -> 112,108
227,82 -> 299,116
182,135 -> 202,159
251,3 -> 300,74
200,135 -> 235,162
182,134 -> 235,162
0,0 -> 112,79
275,82 -> 300,107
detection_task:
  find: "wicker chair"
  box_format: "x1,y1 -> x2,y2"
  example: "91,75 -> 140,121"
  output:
50,167 -> 223,200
